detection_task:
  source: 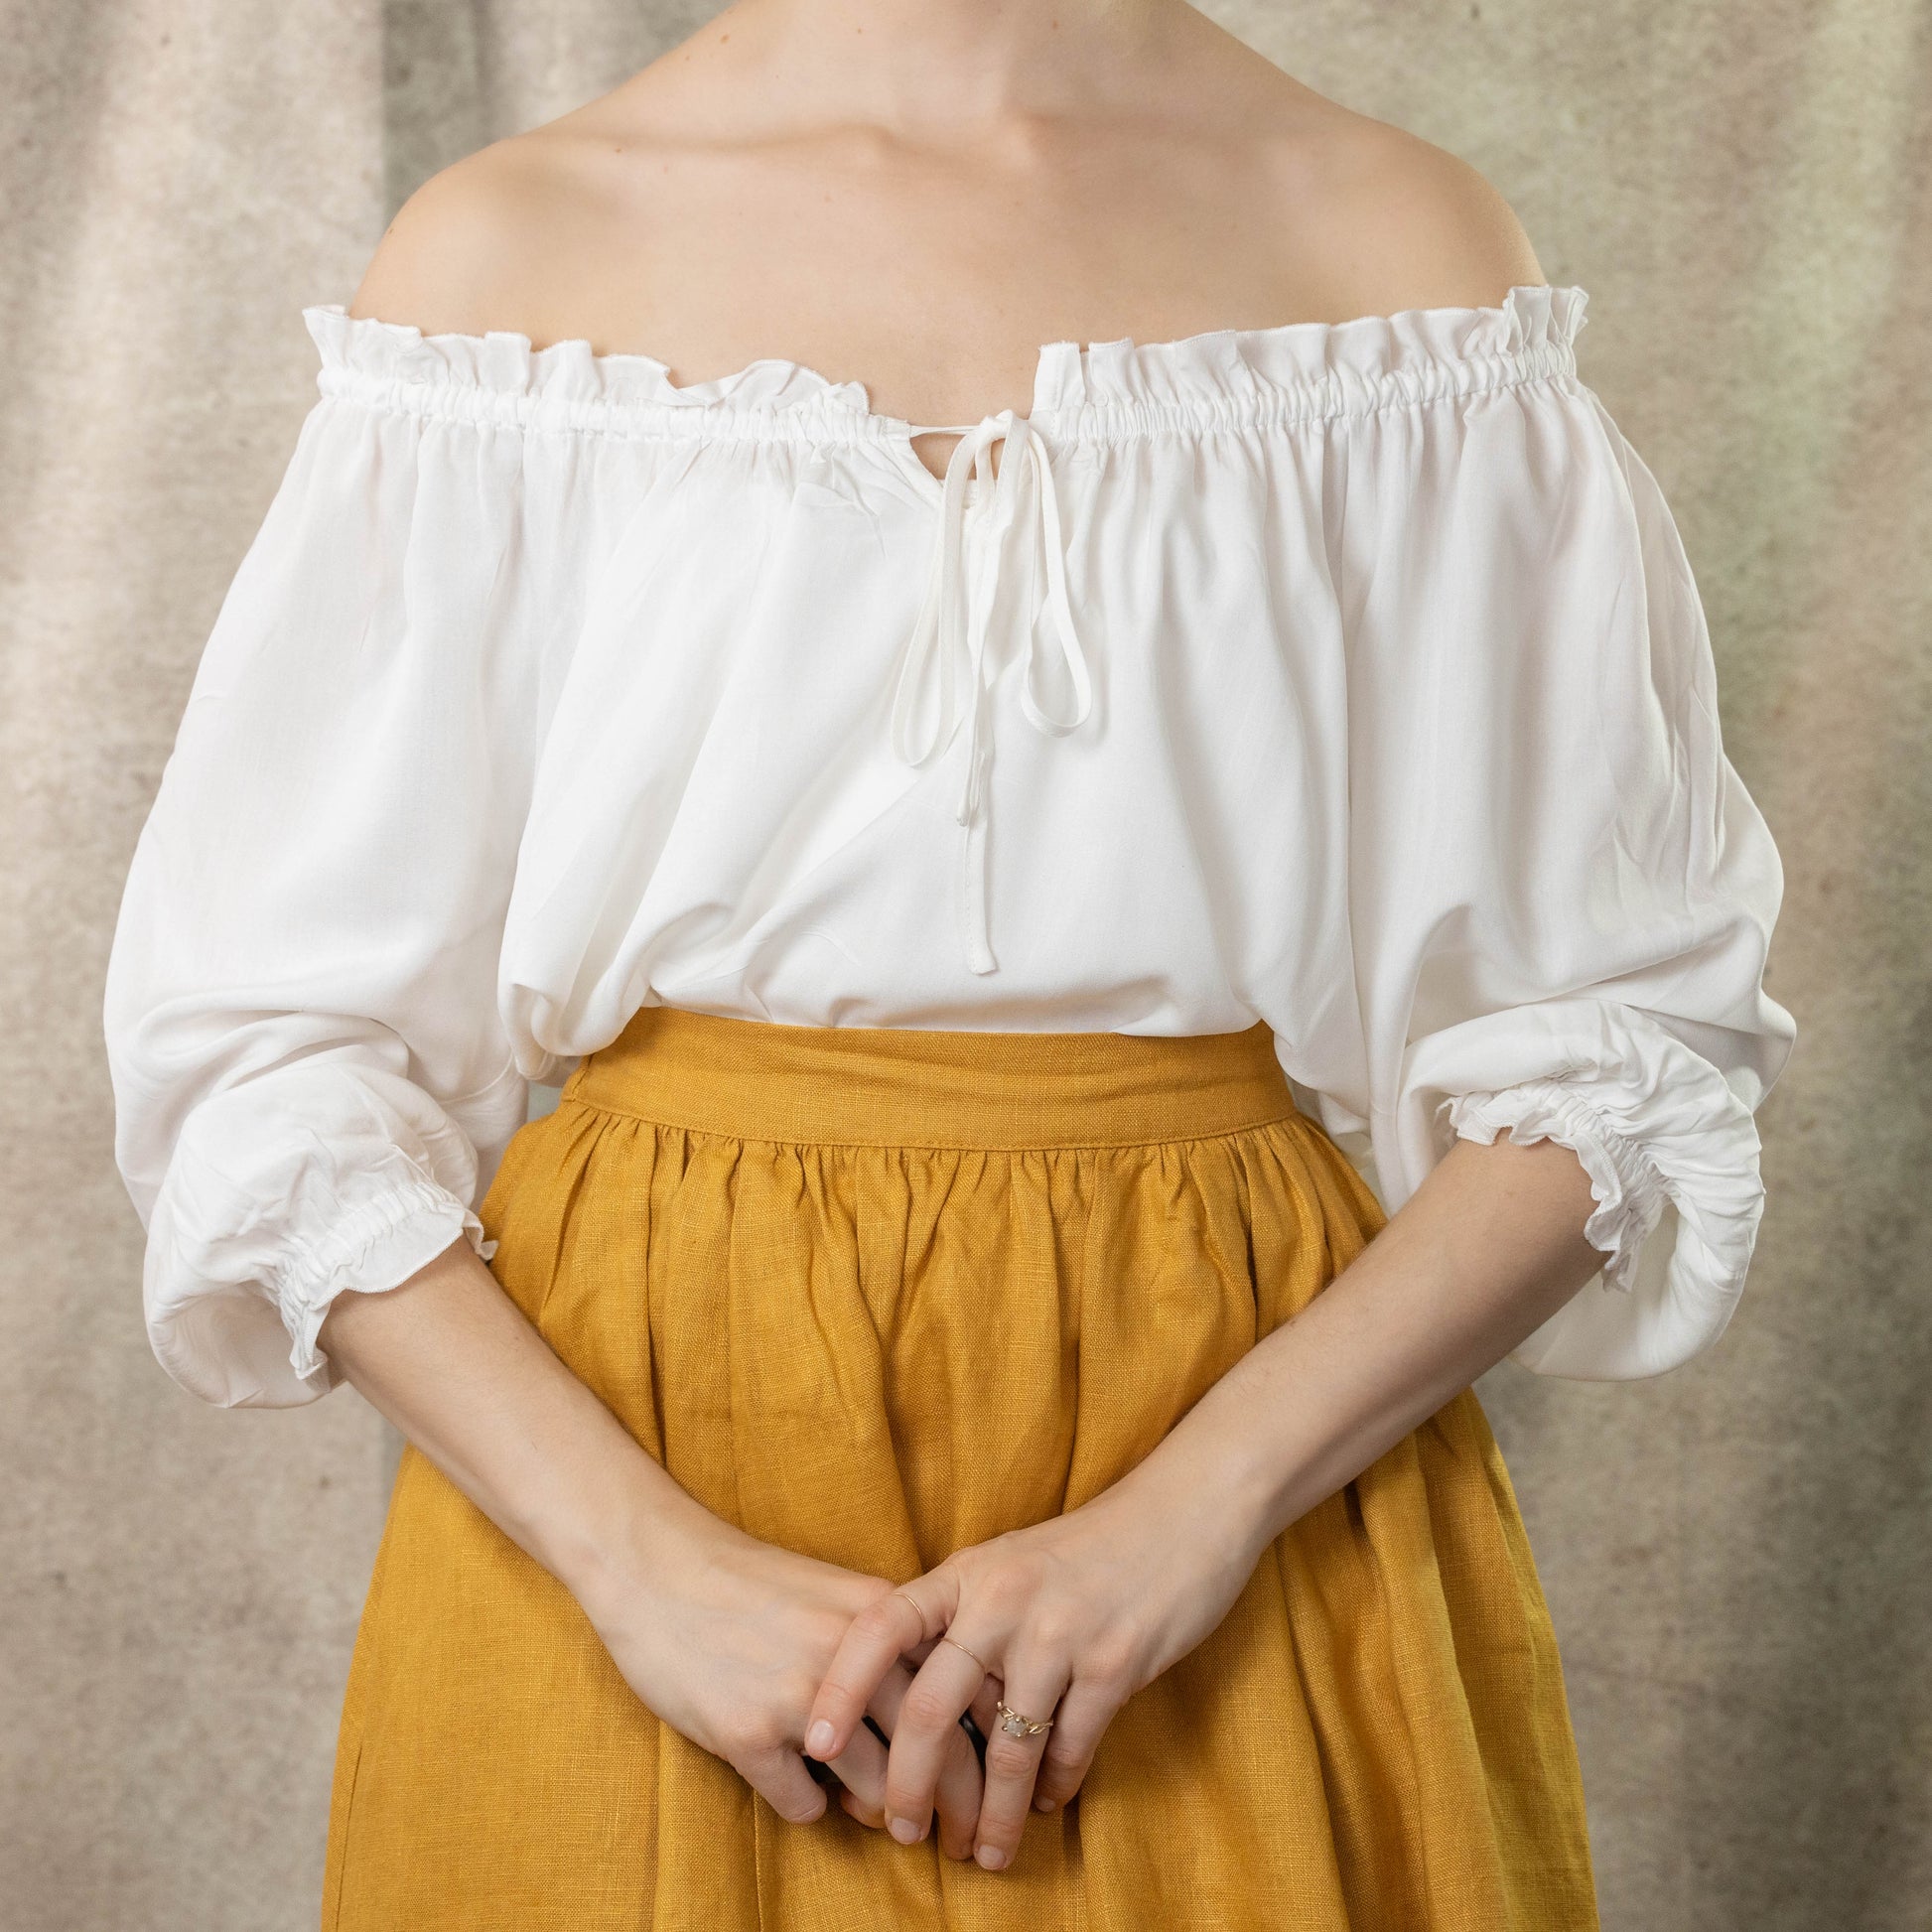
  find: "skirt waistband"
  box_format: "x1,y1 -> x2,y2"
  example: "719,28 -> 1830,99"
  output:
561,1006 -> 1301,1150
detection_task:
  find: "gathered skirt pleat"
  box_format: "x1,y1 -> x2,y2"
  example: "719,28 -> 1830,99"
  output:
322,1006 -> 1598,1931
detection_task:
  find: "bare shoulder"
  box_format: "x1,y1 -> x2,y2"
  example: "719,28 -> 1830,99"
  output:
343,36 -> 1550,352
1246,80 -> 1549,319
1339,117 -> 1547,310
345,120 -> 641,341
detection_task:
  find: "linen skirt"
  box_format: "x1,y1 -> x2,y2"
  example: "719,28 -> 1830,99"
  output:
321,1006 -> 1599,1930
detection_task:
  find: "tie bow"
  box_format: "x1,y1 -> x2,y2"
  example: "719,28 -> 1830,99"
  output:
888,409 -> 1095,975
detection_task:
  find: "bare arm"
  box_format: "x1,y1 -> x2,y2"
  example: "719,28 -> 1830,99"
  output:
316,1242 -> 706,1617
1171,1132 -> 1604,1541
316,1235 -> 985,1848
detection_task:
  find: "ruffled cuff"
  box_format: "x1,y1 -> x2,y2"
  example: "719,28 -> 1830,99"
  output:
144,1170 -> 498,1409
139,1063 -> 500,1408
1391,1004 -> 1777,1383
1421,1033 -> 1769,1379
1439,1076 -> 1670,1293
274,1177 -> 499,1394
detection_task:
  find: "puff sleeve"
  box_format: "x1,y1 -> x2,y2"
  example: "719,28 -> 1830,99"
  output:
1328,337 -> 1797,1379
103,353 -> 551,1408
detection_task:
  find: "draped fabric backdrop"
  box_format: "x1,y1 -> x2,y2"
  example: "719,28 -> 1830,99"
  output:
3,2 -> 1924,1925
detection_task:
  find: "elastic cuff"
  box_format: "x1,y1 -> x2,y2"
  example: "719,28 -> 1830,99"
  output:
272,1178 -> 498,1388
1440,1076 -> 1670,1292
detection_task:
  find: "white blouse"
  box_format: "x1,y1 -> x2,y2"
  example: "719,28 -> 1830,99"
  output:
103,282 -> 1797,1409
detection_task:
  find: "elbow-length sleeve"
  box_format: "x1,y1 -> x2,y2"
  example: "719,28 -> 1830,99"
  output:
103,333 -> 553,1408
1329,310 -> 1797,1379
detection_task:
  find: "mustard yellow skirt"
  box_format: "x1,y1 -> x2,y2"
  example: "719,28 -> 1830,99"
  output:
322,1008 -> 1598,1930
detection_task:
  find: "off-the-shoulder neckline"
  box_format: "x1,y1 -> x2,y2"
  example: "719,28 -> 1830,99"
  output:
303,281 -> 1590,450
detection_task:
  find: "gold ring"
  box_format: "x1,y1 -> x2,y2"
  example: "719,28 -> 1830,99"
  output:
994,1698 -> 1054,1738
892,1589 -> 925,1628
940,1632 -> 991,1672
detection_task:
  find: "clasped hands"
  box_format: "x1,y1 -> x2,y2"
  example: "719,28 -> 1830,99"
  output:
577,1425 -> 1273,1881
803,1452 -> 1267,1869
796,1446 -> 1269,1873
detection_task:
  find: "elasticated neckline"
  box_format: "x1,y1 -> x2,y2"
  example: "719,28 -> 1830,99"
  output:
304,281 -> 1588,445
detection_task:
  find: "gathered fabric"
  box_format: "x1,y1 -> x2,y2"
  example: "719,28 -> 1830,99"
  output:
322,1005 -> 1598,1931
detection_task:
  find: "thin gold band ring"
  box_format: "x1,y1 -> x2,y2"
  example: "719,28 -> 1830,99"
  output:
939,1632 -> 992,1673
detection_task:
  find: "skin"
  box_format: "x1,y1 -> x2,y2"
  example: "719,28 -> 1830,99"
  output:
321,0 -> 1605,1879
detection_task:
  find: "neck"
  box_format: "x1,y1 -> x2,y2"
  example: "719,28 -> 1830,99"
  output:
711,0 -> 1183,129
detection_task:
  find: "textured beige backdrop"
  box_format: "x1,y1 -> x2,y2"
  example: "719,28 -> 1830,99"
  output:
4,2 -> 1925,1926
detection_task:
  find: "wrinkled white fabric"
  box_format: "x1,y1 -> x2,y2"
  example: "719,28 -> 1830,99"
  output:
102,282 -> 1796,1406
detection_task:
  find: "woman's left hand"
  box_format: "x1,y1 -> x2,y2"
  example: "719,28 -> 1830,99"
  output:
800,1448 -> 1273,1871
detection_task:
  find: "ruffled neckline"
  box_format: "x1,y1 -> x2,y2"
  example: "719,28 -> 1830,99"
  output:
303,282 -> 1588,441
304,302 -> 867,419
1036,281 -> 1587,417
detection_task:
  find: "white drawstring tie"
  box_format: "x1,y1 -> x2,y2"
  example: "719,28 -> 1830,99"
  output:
889,409 -> 1093,974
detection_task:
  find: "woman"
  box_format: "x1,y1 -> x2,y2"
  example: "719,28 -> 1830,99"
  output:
102,0 -> 1797,1925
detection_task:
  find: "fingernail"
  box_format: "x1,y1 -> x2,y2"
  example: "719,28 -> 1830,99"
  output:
889,1814 -> 921,1845
976,1844 -> 1008,1869
806,1720 -> 835,1756
1035,1794 -> 1055,1811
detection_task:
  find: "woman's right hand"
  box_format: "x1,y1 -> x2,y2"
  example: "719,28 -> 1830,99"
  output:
315,1243 -> 984,1851
574,1498 -> 988,1854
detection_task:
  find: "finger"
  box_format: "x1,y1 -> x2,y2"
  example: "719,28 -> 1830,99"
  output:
744,1740 -> 831,1827
805,1575 -> 959,1763
819,1711 -> 891,1828
881,1634 -> 989,1845
971,1657 -> 1068,1870
967,1670 -> 1005,1742
931,1717 -> 987,1863
865,1656 -> 985,1861
1029,1673 -> 1120,1813
840,1785 -> 884,1828
816,1663 -> 969,1840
